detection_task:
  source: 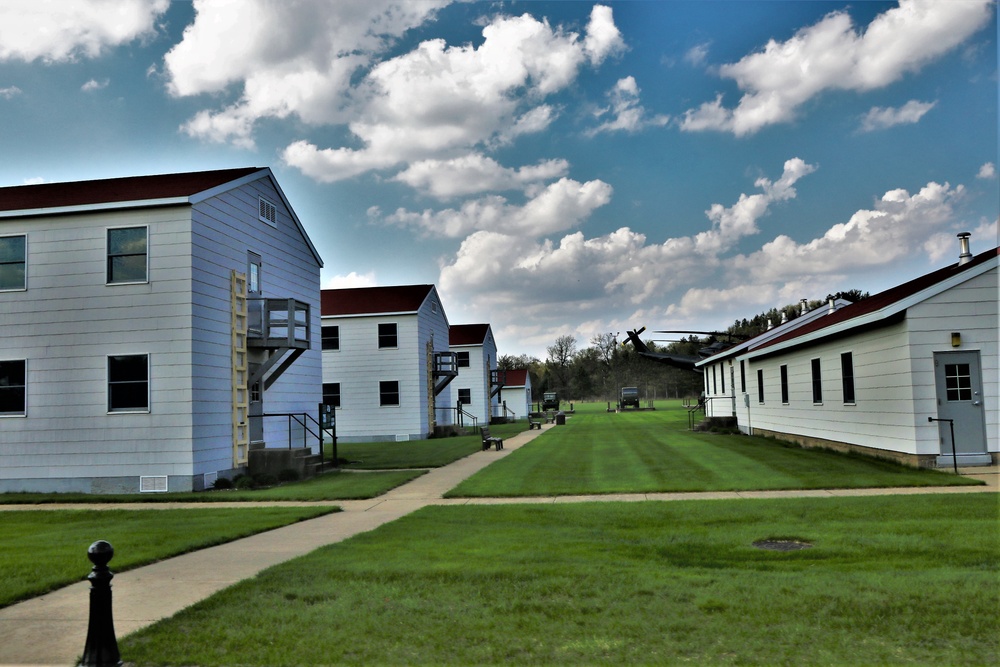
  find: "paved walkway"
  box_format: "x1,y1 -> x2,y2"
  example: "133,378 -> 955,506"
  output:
0,425 -> 996,667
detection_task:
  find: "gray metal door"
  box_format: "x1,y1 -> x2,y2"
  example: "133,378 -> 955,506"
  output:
249,363 -> 263,444
933,351 -> 987,461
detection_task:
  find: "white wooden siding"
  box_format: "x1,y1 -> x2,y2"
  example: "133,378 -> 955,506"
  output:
322,288 -> 452,442
740,266 -> 998,458
190,177 -> 322,469
0,207 -> 197,491
451,334 -> 497,424
0,174 -> 323,492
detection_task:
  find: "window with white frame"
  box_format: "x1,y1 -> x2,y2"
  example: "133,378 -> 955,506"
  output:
379,380 -> 399,406
378,323 -> 397,349
780,365 -> 789,404
0,235 -> 26,291
323,382 -> 341,408
322,325 -> 340,351
0,359 -> 26,415
811,358 -> 823,404
107,227 -> 147,284
841,352 -> 856,404
108,354 -> 149,412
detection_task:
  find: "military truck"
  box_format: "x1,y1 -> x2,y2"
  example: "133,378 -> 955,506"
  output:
620,386 -> 640,409
542,391 -> 559,411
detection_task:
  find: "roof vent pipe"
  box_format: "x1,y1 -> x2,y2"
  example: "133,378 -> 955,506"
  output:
799,298 -> 808,315
957,232 -> 972,265
828,298 -> 836,314
767,319 -> 773,331
780,311 -> 788,324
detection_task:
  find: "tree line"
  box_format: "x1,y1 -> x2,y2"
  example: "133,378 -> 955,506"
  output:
500,291 -> 869,404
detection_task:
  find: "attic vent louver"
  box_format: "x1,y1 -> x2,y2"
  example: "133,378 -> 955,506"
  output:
258,197 -> 277,226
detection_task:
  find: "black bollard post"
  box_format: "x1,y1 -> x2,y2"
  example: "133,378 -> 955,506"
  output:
79,540 -> 122,667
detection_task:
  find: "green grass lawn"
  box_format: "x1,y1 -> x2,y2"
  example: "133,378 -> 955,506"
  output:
0,506 -> 336,608
332,421 -> 531,469
120,494 -> 1000,666
0,469 -> 424,504
447,402 -> 982,497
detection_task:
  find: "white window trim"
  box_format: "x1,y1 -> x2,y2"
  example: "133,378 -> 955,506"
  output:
379,379 -> 401,407
0,233 -> 27,292
107,353 -> 151,414
106,225 -> 149,285
0,358 -> 27,417
378,322 -> 398,349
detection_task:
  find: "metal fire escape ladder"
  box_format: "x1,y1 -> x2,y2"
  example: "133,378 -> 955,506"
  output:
433,351 -> 459,396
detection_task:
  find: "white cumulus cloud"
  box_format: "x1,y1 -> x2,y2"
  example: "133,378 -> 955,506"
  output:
394,154 -> 570,200
0,0 -> 168,63
681,0 -> 992,136
277,5 -> 624,182
977,162 -> 996,179
165,0 -> 450,147
587,76 -> 669,136
859,99 -> 936,132
379,177 -> 613,239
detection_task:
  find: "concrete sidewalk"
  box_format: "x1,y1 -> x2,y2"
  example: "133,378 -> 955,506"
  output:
0,425 -> 995,667
0,426 -> 549,667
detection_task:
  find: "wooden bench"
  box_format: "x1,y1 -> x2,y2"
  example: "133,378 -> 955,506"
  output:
527,415 -> 542,430
481,427 -> 503,451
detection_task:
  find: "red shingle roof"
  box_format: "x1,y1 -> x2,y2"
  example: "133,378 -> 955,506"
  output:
321,285 -> 435,316
0,167 -> 264,212
501,369 -> 529,386
753,247 -> 999,353
450,323 -> 491,346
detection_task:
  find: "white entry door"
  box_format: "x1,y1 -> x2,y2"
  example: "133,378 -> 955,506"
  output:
933,351 -> 989,465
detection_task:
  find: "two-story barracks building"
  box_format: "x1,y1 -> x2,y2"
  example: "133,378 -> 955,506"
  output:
0,167 -> 323,493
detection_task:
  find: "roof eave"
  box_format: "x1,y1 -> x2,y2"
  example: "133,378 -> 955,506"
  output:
744,255 -> 997,361
0,196 -> 191,219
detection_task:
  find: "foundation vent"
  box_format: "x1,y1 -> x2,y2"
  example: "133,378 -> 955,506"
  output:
395,434 -> 410,442
203,472 -> 218,489
139,475 -> 168,493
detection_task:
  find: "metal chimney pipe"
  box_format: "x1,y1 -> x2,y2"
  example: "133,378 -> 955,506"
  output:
799,299 -> 808,315
957,232 -> 972,265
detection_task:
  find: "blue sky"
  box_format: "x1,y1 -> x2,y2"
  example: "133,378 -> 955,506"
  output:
0,1 -> 996,358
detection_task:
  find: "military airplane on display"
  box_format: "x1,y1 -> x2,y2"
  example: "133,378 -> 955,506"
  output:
621,327 -> 750,372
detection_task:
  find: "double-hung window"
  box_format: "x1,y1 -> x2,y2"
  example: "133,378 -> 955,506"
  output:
0,359 -> 26,416
458,388 -> 471,405
378,323 -> 397,349
323,382 -> 341,408
107,227 -> 148,284
322,325 -> 340,351
108,354 -> 149,412
379,380 -> 399,406
0,235 -> 26,291
455,351 -> 470,367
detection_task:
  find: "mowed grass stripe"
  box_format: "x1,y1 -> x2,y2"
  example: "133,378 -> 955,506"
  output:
446,402 -> 979,497
0,506 -> 337,608
119,495 -> 999,666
